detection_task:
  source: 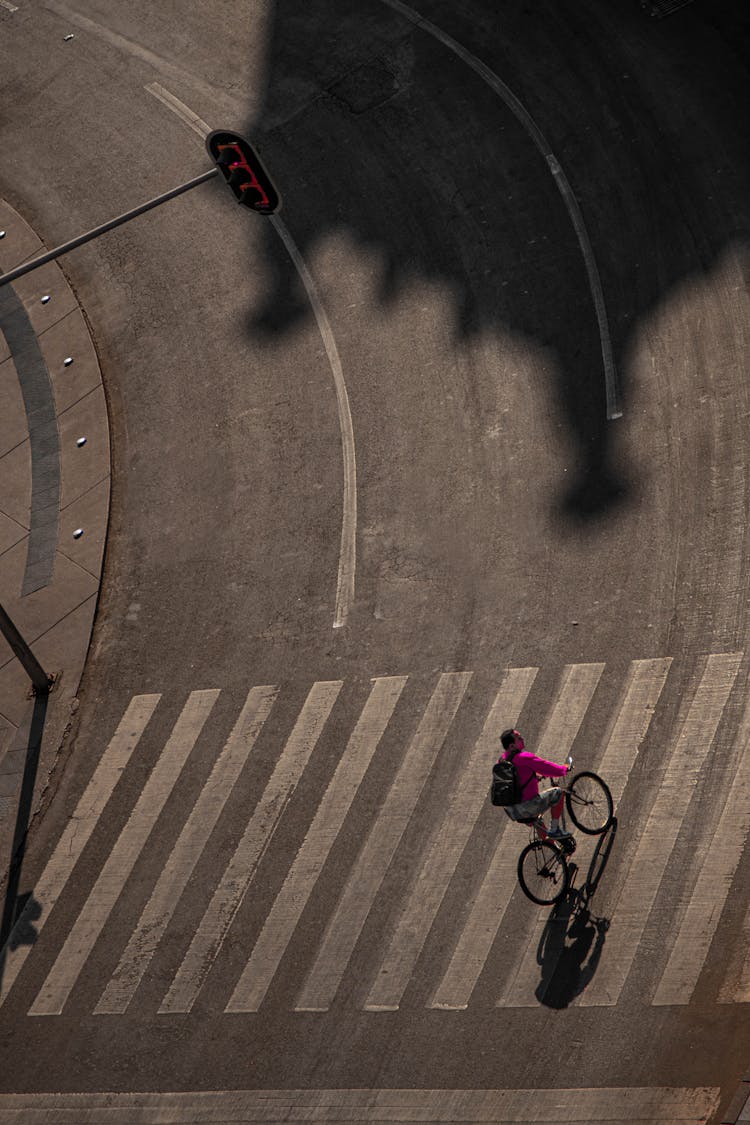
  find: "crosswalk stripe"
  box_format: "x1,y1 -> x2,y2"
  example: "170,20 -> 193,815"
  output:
534,662 -> 605,760
159,680 -> 343,1014
0,693 -> 161,1008
28,690 -> 220,1016
653,676 -> 750,1005
497,657 -> 672,1008
428,663 -> 600,1011
498,904 -> 583,1010
360,668 -> 537,1013
227,674 -> 415,1012
428,818 -> 516,1010
94,685 -> 278,1015
580,651 -> 742,1007
595,657 -> 673,805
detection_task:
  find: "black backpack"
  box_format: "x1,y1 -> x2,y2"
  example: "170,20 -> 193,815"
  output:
490,754 -> 522,807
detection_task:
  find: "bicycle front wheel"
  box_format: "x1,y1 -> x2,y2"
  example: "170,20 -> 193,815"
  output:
518,840 -> 569,905
566,771 -> 613,835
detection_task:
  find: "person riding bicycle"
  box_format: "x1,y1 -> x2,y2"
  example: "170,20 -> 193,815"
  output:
499,728 -> 572,839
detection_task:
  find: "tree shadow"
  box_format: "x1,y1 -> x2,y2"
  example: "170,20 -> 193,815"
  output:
241,0 -> 748,522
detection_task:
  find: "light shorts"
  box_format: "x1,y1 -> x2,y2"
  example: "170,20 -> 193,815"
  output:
505,786 -> 563,822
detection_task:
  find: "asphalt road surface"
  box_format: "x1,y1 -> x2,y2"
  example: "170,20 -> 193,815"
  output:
1,1 -> 749,1122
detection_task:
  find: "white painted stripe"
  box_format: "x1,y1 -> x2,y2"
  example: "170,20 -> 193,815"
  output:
429,816 -> 516,1010
380,0 -> 620,420
227,674 -> 416,1012
496,659 -> 671,1009
43,0 -> 228,107
496,887 -> 605,1009
28,690 -> 219,1016
580,652 -> 742,1007
360,668 -> 537,1013
595,657 -> 673,807
535,662 -> 604,762
654,677 -> 750,1005
500,902 -> 590,1010
94,685 -> 278,1015
0,1086 -> 721,1122
145,82 -> 211,138
269,215 -> 357,629
428,663 -> 600,1011
0,1 -> 19,13
159,680 -> 343,1014
0,694 -> 161,1007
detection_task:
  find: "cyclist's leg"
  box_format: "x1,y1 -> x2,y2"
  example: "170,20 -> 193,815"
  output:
509,793 -> 555,837
537,787 -> 567,834
550,790 -> 565,824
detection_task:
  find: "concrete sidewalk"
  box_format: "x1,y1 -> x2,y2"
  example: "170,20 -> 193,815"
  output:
0,197 -> 110,892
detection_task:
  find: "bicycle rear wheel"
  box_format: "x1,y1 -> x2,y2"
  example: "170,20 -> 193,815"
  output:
566,771 -> 613,835
517,840 -> 569,905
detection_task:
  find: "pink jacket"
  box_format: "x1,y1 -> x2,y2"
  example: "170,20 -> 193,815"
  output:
502,749 -> 569,803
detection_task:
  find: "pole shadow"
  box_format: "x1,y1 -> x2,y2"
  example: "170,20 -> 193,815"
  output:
534,817 -> 618,1008
0,691 -> 48,992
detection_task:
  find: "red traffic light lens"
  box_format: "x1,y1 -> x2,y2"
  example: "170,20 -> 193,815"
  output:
206,131 -> 280,214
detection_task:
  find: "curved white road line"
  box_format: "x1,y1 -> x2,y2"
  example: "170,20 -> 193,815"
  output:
145,84 -> 356,628
144,82 -> 213,136
269,216 -> 357,628
45,1 -> 233,110
381,0 -> 621,420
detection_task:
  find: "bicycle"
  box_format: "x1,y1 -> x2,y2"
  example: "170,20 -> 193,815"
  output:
516,768 -> 614,906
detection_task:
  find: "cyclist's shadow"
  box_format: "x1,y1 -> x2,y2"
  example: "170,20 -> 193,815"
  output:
534,818 -> 617,1009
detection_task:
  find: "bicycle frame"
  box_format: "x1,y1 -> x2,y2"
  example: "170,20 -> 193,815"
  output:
527,816 -> 577,855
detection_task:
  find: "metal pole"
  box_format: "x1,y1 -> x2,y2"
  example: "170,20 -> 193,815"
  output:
0,168 -> 219,288
0,603 -> 51,694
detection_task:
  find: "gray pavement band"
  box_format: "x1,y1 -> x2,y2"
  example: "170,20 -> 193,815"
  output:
0,1086 -> 723,1122
0,285 -> 60,595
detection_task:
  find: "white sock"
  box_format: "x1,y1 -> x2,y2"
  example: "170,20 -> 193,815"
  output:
550,818 -> 560,831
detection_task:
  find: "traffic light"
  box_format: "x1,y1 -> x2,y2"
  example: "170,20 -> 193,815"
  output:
205,130 -> 280,214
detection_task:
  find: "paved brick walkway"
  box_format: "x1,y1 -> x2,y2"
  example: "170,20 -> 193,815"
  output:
0,198 -> 110,890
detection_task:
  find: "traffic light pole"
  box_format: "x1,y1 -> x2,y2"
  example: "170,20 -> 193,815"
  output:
0,603 -> 53,695
0,168 -> 219,288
